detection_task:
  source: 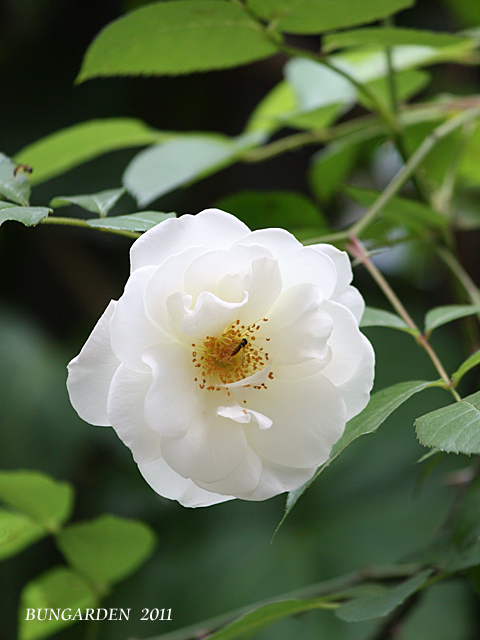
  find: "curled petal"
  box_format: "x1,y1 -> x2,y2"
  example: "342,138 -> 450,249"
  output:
130,209 -> 250,272
337,332 -> 375,421
107,364 -> 161,463
67,301 -> 119,426
179,290 -> 248,338
109,265 -> 171,373
217,404 -> 272,430
138,458 -> 234,507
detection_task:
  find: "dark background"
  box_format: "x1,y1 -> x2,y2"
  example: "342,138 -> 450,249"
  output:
1,1 -> 480,639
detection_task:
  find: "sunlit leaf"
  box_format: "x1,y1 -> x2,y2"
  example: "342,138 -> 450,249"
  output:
77,1 -> 277,82
335,570 -> 432,621
280,380 -> 433,526
0,508 -> 45,560
123,134 -> 258,206
451,351 -> 480,386
360,307 -> 411,331
359,68 -> 431,111
0,204 -> 51,227
50,188 -> 125,218
0,153 -> 31,205
424,304 -> 480,334
247,0 -> 415,35
323,27 -> 471,53
245,82 -> 297,134
19,567 -> 97,640
86,211 -> 175,232
15,119 -> 165,185
415,391 -> 480,455
0,470 -> 73,531
56,514 -> 156,588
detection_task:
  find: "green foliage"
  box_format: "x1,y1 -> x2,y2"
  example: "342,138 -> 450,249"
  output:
77,1 -> 278,81
424,304 -> 480,334
247,0 -> 415,34
56,514 -> 156,590
0,153 -> 31,205
415,391 -> 480,455
335,570 -> 432,622
360,306 -> 411,331
215,190 -> 328,236
0,205 -> 51,227
0,470 -> 73,532
19,568 -> 97,640
452,350 -> 480,386
15,119 -> 165,185
0,509 -> 46,560
86,211 -> 175,232
50,188 -> 126,218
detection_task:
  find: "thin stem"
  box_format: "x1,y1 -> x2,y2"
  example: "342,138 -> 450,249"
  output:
350,103 -> 480,238
436,246 -> 480,308
39,215 -> 140,239
348,236 -> 461,401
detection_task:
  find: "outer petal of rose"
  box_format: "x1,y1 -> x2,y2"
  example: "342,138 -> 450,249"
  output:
195,446 -> 263,496
142,343 -> 201,437
337,332 -> 375,421
238,461 -> 318,501
266,283 -> 332,366
319,299 -> 367,386
237,229 -> 337,297
138,458 -> 234,507
312,244 -> 364,321
161,416 -> 249,484
130,209 -> 251,272
106,364 -> 161,463
246,373 -> 346,468
109,265 -> 171,373
67,301 -> 119,426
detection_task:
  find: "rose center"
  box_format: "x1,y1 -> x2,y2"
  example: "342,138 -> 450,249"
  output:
191,319 -> 271,392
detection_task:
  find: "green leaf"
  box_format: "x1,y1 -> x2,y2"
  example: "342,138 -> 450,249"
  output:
77,1 -> 277,82
281,380 -> 433,526
335,570 -> 432,622
0,153 -> 31,205
206,598 -> 336,640
323,27 -> 471,53
285,58 -> 356,111
283,103 -> 346,131
123,134 -> 257,206
359,68 -> 431,111
245,81 -> 297,134
14,118 -> 165,185
0,508 -> 46,560
309,141 -> 363,203
0,470 -> 74,531
19,567 -> 98,640
415,391 -> 480,455
247,0 -> 415,35
452,350 -> 480,386
56,514 -> 156,588
215,190 -> 328,234
50,187 -> 125,218
424,304 -> 480,334
86,211 -> 175,232
0,204 -> 51,227
360,306 -> 411,331
344,185 -> 448,233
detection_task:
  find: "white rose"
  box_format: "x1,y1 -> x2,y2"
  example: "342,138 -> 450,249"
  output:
67,209 -> 374,507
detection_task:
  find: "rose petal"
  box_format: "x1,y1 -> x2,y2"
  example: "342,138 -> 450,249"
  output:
130,209 -> 251,272
142,343 -> 202,436
107,364 -> 161,463
67,301 -> 119,426
337,332 -> 375,420
195,446 -> 263,495
237,461 -> 317,501
110,265 -> 171,373
161,415 -> 248,484
246,372 -> 346,468
138,458 -> 234,507
178,290 -> 248,339
217,404 -> 272,430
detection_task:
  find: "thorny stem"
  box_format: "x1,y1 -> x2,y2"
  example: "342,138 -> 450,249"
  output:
39,215 -> 140,239
348,236 -> 462,401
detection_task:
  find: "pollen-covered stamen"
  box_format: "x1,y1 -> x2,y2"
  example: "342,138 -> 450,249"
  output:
191,318 -> 273,391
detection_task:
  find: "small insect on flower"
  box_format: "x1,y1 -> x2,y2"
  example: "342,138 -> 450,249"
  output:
13,163 -> 33,177
230,338 -> 248,357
